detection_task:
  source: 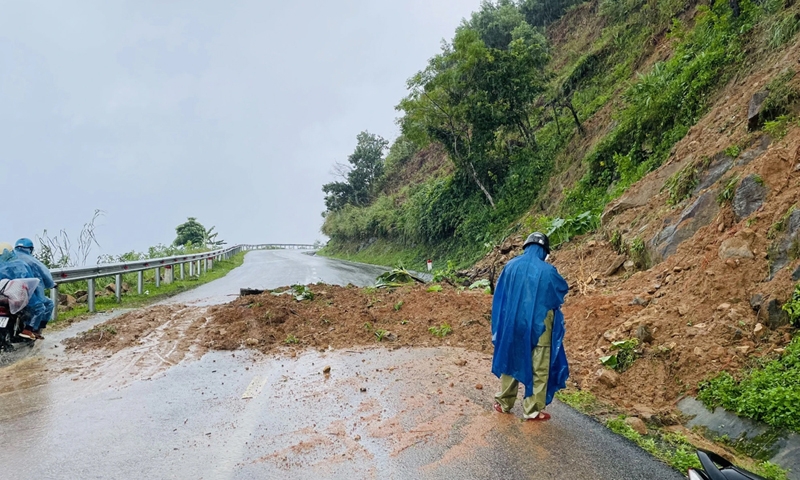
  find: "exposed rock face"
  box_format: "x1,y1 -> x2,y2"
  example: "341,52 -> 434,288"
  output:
737,134 -> 771,166
696,152 -> 733,192
651,191 -> 719,261
747,91 -> 770,131
793,264 -> 800,281
733,174 -> 767,222
768,209 -> 800,278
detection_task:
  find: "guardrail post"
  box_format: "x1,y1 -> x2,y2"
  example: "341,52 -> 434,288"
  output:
137,271 -> 143,294
204,258 -> 208,273
88,278 -> 95,313
207,258 -> 213,270
180,263 -> 185,280
189,261 -> 194,277
196,260 -> 201,276
50,285 -> 58,321
155,267 -> 161,288
115,274 -> 122,303
163,265 -> 173,284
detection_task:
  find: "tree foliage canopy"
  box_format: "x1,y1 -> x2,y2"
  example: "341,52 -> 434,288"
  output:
322,131 -> 389,212
397,19 -> 549,207
174,217 -> 225,248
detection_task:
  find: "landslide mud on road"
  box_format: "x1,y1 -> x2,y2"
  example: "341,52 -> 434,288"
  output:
65,284 -> 494,357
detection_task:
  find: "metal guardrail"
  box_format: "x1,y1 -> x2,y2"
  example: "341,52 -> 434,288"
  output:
48,243 -> 316,319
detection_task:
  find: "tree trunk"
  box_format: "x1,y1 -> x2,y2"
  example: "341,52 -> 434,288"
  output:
563,99 -> 585,135
467,161 -> 496,208
551,103 -> 562,136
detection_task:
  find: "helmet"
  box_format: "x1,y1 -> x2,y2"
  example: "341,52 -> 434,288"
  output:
14,238 -> 34,254
522,232 -> 550,255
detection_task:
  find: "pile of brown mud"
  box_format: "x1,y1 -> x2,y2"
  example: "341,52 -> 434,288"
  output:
65,285 -> 494,357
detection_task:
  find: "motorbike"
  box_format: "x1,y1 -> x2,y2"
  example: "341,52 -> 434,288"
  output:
688,449 -> 768,480
0,278 -> 39,351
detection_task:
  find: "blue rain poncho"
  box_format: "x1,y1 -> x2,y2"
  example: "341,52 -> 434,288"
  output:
0,251 -> 45,308
491,245 -> 569,402
15,250 -> 55,299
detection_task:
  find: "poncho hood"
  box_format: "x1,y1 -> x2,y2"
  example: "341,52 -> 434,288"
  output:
491,245 -> 569,401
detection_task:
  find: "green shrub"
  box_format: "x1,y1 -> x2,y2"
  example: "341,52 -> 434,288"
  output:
663,163 -> 699,205
544,211 -> 601,248
429,323 -> 452,338
763,115 -> 794,139
600,338 -> 640,372
717,175 -> 740,206
629,237 -> 649,270
783,283 -> 800,326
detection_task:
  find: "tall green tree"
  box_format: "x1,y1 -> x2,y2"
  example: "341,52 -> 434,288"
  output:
322,131 -> 388,211
397,24 -> 549,208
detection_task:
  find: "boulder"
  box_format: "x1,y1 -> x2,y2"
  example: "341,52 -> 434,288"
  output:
793,264 -> 800,282
767,209 -> 800,278
747,91 -> 770,131
58,294 -> 77,307
718,237 -> 754,260
733,174 -> 767,222
604,254 -> 628,276
750,294 -> 764,312
625,417 -> 648,435
596,369 -> 619,388
652,191 -> 719,261
757,298 -> 790,329
636,324 -> 654,344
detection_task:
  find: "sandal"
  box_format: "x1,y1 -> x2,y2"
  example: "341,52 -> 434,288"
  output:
493,403 -> 510,414
18,329 -> 37,340
525,411 -> 551,422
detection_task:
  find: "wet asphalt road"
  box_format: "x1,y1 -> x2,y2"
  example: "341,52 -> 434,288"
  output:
0,250 -> 684,479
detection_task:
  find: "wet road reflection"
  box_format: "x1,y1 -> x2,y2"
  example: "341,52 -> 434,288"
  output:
0,251 -> 683,479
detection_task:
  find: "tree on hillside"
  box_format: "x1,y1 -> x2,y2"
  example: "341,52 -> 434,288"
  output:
398,24 -> 549,208
322,131 -> 389,211
174,217 -> 225,248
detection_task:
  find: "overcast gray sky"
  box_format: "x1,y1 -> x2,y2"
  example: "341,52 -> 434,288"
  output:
0,0 -> 479,260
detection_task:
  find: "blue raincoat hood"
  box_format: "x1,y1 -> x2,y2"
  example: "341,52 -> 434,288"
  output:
491,245 -> 569,401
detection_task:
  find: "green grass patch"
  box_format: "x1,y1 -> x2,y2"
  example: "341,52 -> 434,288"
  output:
53,252 -> 245,323
698,335 -> 800,433
555,389 -> 601,414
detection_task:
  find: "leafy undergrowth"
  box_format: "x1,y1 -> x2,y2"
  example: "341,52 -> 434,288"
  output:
698,335 -> 800,433
53,253 -> 245,324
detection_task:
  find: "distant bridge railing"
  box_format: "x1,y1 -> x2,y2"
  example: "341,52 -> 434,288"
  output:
48,243 -> 316,319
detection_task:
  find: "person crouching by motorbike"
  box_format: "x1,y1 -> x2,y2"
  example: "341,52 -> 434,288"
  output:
491,232 -> 570,421
14,238 -> 55,338
0,242 -> 44,341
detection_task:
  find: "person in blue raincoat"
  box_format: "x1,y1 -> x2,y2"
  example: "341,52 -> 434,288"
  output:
15,238 -> 56,338
491,232 -> 569,421
0,242 -> 44,340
